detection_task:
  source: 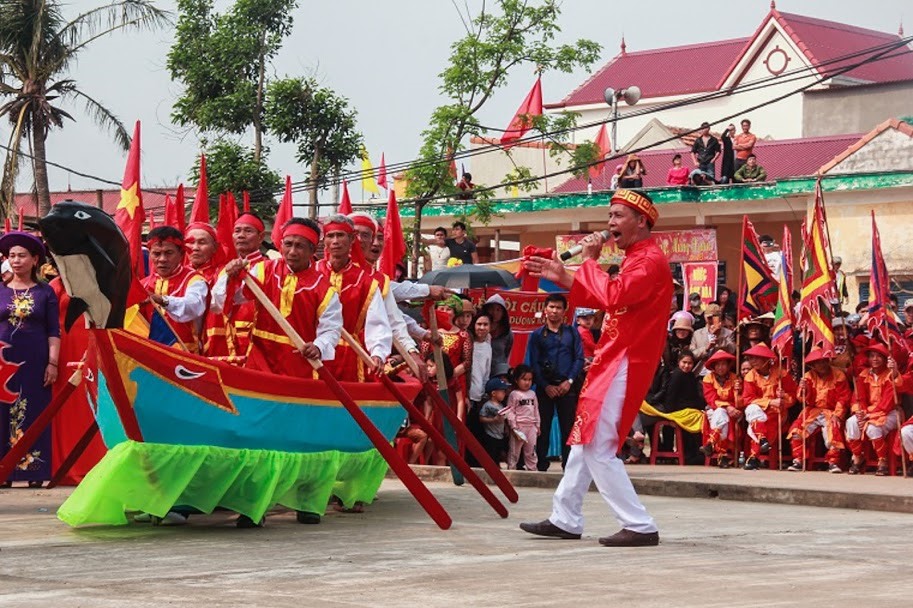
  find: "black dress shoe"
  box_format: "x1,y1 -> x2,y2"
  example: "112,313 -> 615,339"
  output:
743,456 -> 760,470
598,529 -> 659,547
519,519 -> 581,539
236,514 -> 265,528
296,511 -> 321,524
758,438 -> 771,454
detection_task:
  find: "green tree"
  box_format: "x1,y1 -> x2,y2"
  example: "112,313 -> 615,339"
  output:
167,0 -> 296,163
188,139 -> 282,214
0,0 -> 170,217
403,0 -> 600,267
264,77 -> 362,218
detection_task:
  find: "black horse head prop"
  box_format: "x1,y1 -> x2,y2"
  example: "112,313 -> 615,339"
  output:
39,201 -> 133,330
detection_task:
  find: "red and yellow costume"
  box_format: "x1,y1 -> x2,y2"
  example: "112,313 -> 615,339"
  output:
240,258 -> 340,378
140,264 -> 208,353
741,356 -> 797,458
846,366 -> 903,461
315,255 -> 390,382
702,370 -> 740,460
788,366 -> 850,466
204,250 -> 265,358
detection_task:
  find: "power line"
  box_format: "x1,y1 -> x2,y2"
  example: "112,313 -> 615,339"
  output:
4,34 -> 912,210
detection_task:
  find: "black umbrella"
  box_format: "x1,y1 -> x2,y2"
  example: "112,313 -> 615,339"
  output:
419,264 -> 520,290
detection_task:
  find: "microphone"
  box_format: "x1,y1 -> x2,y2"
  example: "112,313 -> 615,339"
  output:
560,230 -> 610,261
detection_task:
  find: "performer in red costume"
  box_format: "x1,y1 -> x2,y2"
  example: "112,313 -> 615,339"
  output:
315,214 -> 390,381
740,342 -> 797,470
141,226 -> 209,353
184,222 -> 223,283
205,212 -> 267,357
215,217 -> 342,378
519,189 -> 671,547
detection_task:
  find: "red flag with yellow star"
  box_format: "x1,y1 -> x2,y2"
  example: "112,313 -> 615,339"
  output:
115,121 -> 146,279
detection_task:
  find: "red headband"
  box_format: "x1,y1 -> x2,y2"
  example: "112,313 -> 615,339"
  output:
281,223 -> 319,246
234,214 -> 264,232
324,221 -> 354,235
349,214 -> 377,235
149,235 -> 186,251
185,222 -> 218,242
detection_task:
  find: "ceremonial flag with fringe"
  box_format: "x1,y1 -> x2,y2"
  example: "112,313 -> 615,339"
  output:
114,120 -> 146,280
500,76 -> 542,148
737,216 -> 778,321
867,211 -> 902,345
771,225 -> 795,358
797,184 -> 837,354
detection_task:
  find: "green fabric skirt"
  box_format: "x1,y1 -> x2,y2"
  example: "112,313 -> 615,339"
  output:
57,441 -> 388,526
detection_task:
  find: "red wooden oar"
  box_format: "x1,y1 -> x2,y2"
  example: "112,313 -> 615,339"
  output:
47,419 -> 99,489
341,329 -> 507,518
391,339 -> 518,504
0,367 -> 82,484
240,271 -> 452,530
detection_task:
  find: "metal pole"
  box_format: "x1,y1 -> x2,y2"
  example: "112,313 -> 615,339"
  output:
611,100 -> 619,155
494,228 -> 501,262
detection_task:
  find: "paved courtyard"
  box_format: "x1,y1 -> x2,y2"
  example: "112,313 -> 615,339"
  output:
1,480 -> 911,607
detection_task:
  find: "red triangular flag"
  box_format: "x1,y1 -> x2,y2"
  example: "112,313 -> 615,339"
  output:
173,184 -> 187,233
447,148 -> 457,179
242,191 -> 250,213
148,210 -> 157,229
589,124 -> 612,179
271,176 -> 293,247
380,189 -> 406,279
217,192 -> 239,261
338,180 -> 352,215
114,120 -> 146,279
377,153 -> 388,190
17,209 -> 23,231
4,217 -> 10,233
189,154 -> 209,223
500,76 -> 543,147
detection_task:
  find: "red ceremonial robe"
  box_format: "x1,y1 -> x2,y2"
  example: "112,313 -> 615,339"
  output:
566,237 -> 673,445
140,266 -> 207,353
244,259 -> 335,378
316,258 -> 381,382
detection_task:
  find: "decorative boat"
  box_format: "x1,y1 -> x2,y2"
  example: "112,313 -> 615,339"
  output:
57,329 -> 422,527
91,329 -> 419,454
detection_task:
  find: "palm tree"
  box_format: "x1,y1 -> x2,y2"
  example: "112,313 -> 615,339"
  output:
0,0 -> 170,218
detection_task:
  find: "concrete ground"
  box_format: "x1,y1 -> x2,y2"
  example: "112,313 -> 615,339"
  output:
2,477 -> 912,607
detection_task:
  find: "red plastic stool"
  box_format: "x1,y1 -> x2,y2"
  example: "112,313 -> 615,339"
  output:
649,421 -> 685,466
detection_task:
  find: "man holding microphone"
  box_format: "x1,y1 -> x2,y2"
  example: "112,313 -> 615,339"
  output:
518,189 -> 672,547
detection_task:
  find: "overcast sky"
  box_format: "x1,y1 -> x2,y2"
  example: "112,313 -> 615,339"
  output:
7,0 -> 910,199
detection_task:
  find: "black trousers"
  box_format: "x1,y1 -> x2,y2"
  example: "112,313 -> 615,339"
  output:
535,388 -> 578,471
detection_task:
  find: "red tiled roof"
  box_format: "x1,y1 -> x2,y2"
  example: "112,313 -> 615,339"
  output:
14,188 -> 177,220
774,11 -> 913,84
552,133 -> 863,193
549,38 -> 749,108
552,10 -> 913,109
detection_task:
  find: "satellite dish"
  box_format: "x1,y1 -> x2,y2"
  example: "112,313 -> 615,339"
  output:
603,87 -> 616,105
622,85 -> 641,105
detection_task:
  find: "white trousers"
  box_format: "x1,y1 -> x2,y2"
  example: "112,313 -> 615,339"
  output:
845,411 -> 899,440
708,407 -> 729,434
549,358 -> 657,535
744,403 -> 768,442
800,413 -> 835,449
901,425 -> 913,453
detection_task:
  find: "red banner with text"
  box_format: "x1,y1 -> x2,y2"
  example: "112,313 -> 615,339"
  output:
681,261 -> 719,307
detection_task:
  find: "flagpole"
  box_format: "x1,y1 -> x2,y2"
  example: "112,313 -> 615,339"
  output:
736,216 -> 747,371
887,334 -> 908,477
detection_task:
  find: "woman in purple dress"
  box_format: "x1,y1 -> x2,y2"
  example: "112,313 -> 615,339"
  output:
0,232 -> 60,488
